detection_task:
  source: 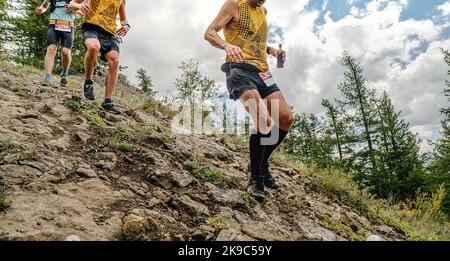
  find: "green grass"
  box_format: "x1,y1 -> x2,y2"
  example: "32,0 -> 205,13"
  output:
241,192 -> 258,205
194,208 -> 206,218
312,167 -> 450,241
110,135 -> 134,153
191,162 -> 227,189
0,177 -> 10,212
22,148 -> 40,161
206,216 -> 230,230
0,137 -> 22,157
142,98 -> 176,118
109,126 -> 137,153
265,149 -> 450,241
0,60 -> 40,75
83,111 -> 105,127
320,214 -> 367,241
65,99 -> 82,111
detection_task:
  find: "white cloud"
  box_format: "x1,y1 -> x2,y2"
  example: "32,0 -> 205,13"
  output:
438,2 -> 450,16
119,0 -> 449,144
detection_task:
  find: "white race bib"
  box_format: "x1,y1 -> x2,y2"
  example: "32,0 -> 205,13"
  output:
55,24 -> 71,32
258,71 -> 276,87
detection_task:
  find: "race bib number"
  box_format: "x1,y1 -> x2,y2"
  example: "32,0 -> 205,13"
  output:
258,71 -> 276,87
55,24 -> 71,32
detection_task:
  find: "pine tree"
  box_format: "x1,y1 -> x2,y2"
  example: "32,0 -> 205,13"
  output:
5,0 -> 84,73
175,59 -> 218,132
321,99 -> 356,164
337,52 -> 380,184
375,91 -> 424,199
285,113 -> 332,167
136,68 -> 157,97
8,0 -> 51,67
427,49 -> 450,215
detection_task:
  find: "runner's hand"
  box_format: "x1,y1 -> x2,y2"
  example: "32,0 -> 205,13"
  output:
117,24 -> 130,37
224,44 -> 244,63
79,3 -> 92,15
269,47 -> 286,61
35,7 -> 44,15
278,49 -> 287,61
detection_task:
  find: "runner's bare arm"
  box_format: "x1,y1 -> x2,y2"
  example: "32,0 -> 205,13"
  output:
117,1 -> 130,37
261,7 -> 286,60
67,0 -> 91,15
35,1 -> 50,15
204,0 -> 244,62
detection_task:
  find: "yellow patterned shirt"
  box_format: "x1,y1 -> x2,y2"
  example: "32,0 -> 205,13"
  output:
84,0 -> 122,35
224,0 -> 269,71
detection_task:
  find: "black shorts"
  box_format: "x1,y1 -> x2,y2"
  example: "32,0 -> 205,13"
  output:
47,24 -> 73,49
221,62 -> 281,101
81,23 -> 120,62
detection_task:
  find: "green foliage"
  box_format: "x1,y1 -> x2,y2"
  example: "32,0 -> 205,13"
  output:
109,125 -> 136,153
83,111 -> 105,127
312,165 -> 449,240
285,113 -> 333,168
319,214 -> 367,241
0,137 -> 22,158
65,99 -> 82,111
190,162 -> 227,188
0,189 -> 9,212
286,52 -> 426,206
241,192 -> 257,205
136,68 -> 157,97
426,49 -> 450,216
337,52 -> 379,178
175,59 -> 218,131
5,0 -> 85,73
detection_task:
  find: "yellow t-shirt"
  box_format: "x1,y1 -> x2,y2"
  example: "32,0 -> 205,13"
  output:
224,0 -> 269,71
84,0 -> 122,35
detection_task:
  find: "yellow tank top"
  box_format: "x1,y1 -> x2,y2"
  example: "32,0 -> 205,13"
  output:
224,0 -> 269,71
84,0 -> 121,35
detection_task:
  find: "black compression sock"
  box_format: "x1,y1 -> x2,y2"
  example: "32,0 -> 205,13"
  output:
263,127 -> 289,164
249,132 -> 267,182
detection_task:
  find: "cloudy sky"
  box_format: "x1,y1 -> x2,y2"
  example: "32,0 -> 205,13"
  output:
120,0 -> 450,149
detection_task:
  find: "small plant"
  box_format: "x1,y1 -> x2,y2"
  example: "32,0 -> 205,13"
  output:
65,99 -> 82,111
194,208 -> 206,218
0,137 -> 22,155
291,199 -> 305,209
241,192 -> 257,205
115,124 -> 137,141
0,177 -> 10,212
88,144 -> 99,154
320,214 -> 366,241
110,135 -> 134,153
84,111 -> 105,127
185,189 -> 194,197
191,162 -> 227,188
21,148 -> 40,161
207,216 -> 230,230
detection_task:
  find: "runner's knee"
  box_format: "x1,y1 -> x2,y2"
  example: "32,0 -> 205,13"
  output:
106,54 -> 119,69
62,48 -> 71,56
86,42 -> 100,53
279,112 -> 295,129
47,45 -> 57,55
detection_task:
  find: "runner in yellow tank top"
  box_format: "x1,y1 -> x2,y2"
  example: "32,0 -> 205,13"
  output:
224,0 -> 269,71
83,0 -> 122,35
205,0 -> 295,202
68,0 -> 130,114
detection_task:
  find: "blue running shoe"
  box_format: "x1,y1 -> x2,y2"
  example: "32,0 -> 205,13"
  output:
83,80 -> 95,100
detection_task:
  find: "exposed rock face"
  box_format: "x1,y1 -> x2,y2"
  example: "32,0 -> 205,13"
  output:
0,68 -> 404,241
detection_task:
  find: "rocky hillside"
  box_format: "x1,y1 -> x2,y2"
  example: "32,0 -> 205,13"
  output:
0,63 -> 405,241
